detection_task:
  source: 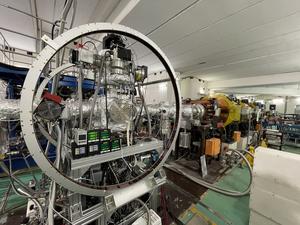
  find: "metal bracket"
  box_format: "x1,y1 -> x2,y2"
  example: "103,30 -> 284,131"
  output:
41,35 -> 59,50
104,195 -> 116,212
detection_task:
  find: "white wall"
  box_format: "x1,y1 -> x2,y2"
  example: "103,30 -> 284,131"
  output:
286,98 -> 300,114
143,73 -> 300,115
258,97 -> 300,114
143,72 -> 176,104
180,78 -> 208,99
143,73 -> 209,104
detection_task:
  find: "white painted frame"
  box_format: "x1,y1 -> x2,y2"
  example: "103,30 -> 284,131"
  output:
20,23 -> 181,196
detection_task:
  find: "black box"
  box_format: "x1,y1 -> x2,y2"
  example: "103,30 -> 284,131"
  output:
87,129 -> 100,143
100,141 -> 111,154
99,129 -> 111,141
110,139 -> 121,152
71,142 -> 87,159
87,143 -> 99,156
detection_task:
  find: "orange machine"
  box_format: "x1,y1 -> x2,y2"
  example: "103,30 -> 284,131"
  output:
205,138 -> 221,157
233,131 -> 241,142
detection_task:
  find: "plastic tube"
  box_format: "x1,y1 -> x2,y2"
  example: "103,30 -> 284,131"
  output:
135,198 -> 151,225
166,149 -> 253,197
17,188 -> 44,221
240,149 -> 255,159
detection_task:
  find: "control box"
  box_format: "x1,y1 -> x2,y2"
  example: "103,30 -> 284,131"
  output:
100,141 -> 110,154
74,129 -> 87,145
111,139 -> 121,151
71,142 -> 87,159
100,129 -> 111,141
72,128 -> 122,159
87,129 -> 100,143
87,143 -> 99,156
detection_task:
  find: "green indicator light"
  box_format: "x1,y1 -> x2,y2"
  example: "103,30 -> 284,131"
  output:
88,131 -> 99,142
100,141 -> 110,153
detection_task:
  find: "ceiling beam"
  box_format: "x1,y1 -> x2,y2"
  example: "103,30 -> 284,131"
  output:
89,0 -> 140,23
89,0 -> 140,46
105,0 -> 140,23
208,72 -> 300,89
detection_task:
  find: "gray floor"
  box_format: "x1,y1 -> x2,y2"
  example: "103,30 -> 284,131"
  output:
282,144 -> 300,154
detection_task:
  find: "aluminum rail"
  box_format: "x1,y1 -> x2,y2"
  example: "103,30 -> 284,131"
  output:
71,139 -> 163,170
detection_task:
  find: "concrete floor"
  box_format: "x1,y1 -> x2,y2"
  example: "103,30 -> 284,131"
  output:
179,144 -> 300,225
0,170 -> 41,212
179,166 -> 250,225
0,145 -> 299,224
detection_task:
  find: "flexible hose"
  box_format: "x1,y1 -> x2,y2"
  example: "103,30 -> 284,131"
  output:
166,149 -> 253,197
135,199 -> 151,225
0,164 -> 44,221
17,188 -> 44,221
239,149 -> 255,159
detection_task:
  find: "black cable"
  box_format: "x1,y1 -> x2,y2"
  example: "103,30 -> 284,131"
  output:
134,105 -> 143,132
51,20 -> 60,40
104,58 -> 109,129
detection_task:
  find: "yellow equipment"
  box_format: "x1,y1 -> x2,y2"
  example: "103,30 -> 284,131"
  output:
202,94 -> 241,127
246,146 -> 255,167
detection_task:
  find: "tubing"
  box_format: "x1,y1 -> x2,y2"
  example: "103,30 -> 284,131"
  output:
239,149 -> 255,159
137,83 -> 152,136
47,125 -> 62,225
17,188 -> 44,221
52,0 -> 74,93
88,58 -> 104,129
78,66 -> 84,128
59,0 -> 77,65
166,149 -> 253,197
135,198 -> 151,225
0,163 -> 44,221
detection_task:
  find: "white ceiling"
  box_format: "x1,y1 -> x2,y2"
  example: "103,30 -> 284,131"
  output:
1,0 -> 300,85
121,0 -> 300,82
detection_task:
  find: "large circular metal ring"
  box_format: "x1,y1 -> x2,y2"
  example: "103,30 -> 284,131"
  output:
20,23 -> 181,196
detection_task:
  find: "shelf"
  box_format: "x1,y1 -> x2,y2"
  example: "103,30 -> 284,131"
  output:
71,138 -> 163,171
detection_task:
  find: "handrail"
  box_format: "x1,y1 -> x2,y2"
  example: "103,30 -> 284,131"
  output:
0,31 -> 13,65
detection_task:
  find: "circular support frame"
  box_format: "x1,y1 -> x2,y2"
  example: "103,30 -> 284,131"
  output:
20,23 -> 181,196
